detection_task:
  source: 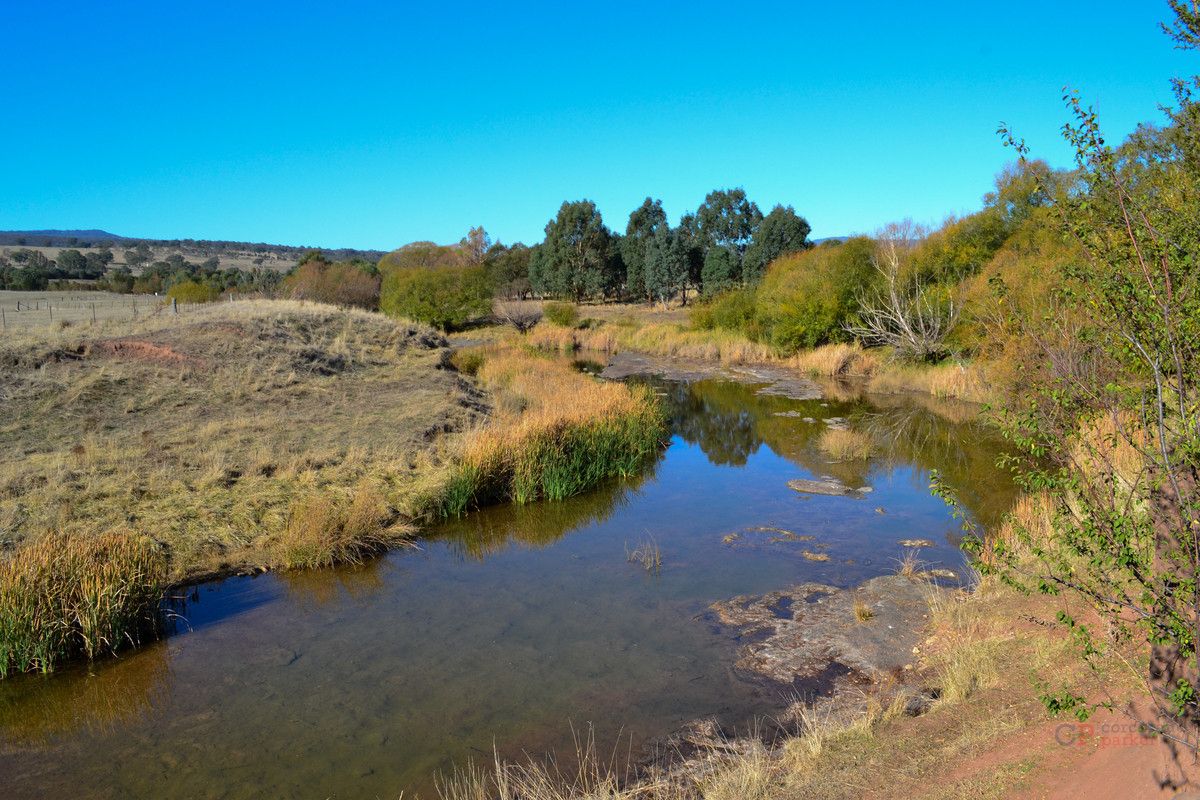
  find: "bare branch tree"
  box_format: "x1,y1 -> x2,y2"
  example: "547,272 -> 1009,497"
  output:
494,300 -> 543,334
844,221 -> 957,361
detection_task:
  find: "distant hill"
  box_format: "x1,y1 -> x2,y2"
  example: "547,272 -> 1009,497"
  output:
0,230 -> 126,246
0,230 -> 384,264
811,236 -> 851,245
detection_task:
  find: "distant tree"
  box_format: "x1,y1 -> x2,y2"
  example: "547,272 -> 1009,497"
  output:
742,204 -> 811,283
201,256 -> 220,271
535,200 -> 615,301
462,226 -> 491,265
644,224 -> 689,304
485,242 -> 533,299
56,249 -> 87,277
380,264 -> 492,330
377,241 -> 467,272
622,198 -> 668,302
106,266 -> 135,294
695,188 -> 762,292
285,259 -> 380,308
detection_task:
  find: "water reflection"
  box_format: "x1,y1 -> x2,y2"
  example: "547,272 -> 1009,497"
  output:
0,645 -> 169,748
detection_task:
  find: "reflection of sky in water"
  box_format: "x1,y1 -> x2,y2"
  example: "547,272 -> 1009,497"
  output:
0,377 -> 1016,800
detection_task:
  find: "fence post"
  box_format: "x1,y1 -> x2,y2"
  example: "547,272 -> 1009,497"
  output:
1,308 -> 5,331
92,303 -> 97,323
173,298 -> 178,315
48,304 -> 52,323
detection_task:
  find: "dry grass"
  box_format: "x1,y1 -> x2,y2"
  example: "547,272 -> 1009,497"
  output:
786,343 -> 881,377
817,428 -> 874,460
853,597 -> 876,622
0,299 -> 479,583
0,531 -> 167,676
867,360 -> 995,404
439,347 -> 666,513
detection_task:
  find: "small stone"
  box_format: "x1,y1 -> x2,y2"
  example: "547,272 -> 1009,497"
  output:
898,538 -> 935,548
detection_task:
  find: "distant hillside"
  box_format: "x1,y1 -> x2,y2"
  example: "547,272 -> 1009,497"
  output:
0,230 -> 384,263
0,230 -> 126,246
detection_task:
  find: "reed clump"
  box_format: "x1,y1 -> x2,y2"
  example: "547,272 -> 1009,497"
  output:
625,537 -> 662,574
787,342 -> 881,377
440,348 -> 666,515
0,531 -> 167,677
817,428 -> 874,460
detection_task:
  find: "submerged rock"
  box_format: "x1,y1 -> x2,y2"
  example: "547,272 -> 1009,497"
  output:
707,575 -> 931,684
787,477 -> 871,497
898,538 -> 936,548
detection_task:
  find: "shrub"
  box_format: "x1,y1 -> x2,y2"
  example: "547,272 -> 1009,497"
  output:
542,301 -> 578,327
167,279 -> 220,303
284,260 -> 380,309
755,237 -> 877,353
379,264 -> 492,331
0,532 -> 167,677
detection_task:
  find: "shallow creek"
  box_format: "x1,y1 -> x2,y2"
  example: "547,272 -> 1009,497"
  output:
0,365 -> 1016,799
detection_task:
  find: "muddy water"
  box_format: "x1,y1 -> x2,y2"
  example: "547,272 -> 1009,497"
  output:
0,374 -> 1016,799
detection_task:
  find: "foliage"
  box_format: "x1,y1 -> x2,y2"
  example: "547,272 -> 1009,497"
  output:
742,204 -> 812,284
380,262 -> 492,331
754,237 -> 878,352
167,279 -> 221,303
542,300 -> 578,327
532,200 -> 618,300
972,4 -> 1200,755
0,532 -> 166,677
690,287 -> 758,337
284,257 -> 380,308
485,242 -> 533,299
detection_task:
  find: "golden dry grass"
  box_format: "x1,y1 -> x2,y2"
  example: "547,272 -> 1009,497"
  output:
786,343 -> 881,377
0,299 -> 480,582
866,360 -> 995,404
441,347 -> 665,512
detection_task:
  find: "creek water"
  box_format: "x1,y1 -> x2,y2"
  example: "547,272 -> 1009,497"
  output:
0,370 -> 1016,799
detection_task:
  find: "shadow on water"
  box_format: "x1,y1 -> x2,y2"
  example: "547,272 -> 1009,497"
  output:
0,370 -> 1019,799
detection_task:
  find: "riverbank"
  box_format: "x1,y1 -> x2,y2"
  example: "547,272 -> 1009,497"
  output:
492,302 -> 997,405
0,300 -> 665,676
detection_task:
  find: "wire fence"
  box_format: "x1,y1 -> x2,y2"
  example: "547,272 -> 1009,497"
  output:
0,291 -> 183,333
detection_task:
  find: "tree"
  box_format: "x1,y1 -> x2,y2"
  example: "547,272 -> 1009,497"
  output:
966,3 -> 1200,772
743,204 -> 811,283
462,226 -> 491,265
56,249 -> 87,277
643,225 -> 689,305
380,263 -> 492,330
695,188 -> 762,292
485,242 -> 532,299
622,198 -> 668,302
843,221 -> 955,361
535,200 -> 615,301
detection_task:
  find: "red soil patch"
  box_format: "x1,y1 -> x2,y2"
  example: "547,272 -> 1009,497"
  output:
91,339 -> 201,366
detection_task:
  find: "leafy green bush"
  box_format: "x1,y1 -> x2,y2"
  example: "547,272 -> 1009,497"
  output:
754,237 -> 877,352
379,265 -> 492,331
167,279 -> 220,303
543,301 -> 579,327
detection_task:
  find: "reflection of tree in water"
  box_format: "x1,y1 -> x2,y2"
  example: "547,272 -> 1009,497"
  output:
0,643 -> 170,747
431,460 -> 661,561
663,379 -> 763,466
858,394 -> 1019,531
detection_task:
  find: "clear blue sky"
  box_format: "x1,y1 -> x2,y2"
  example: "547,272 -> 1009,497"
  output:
0,1 -> 1190,251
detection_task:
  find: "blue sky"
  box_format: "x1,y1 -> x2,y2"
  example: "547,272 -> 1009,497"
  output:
0,2 -> 1191,250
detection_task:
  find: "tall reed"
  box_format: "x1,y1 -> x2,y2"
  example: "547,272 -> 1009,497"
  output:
0,531 -> 167,677
440,349 -> 666,515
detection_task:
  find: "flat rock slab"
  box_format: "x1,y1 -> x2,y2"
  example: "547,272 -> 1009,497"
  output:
788,477 -> 871,497
708,575 -> 931,684
599,352 -> 822,400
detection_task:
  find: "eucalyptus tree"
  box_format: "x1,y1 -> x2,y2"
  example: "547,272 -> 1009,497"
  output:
694,188 -> 762,293
622,197 -> 668,302
534,200 -> 615,301
743,204 -> 812,283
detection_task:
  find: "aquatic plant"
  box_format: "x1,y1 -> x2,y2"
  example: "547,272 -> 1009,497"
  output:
0,531 -> 167,677
625,537 -> 662,575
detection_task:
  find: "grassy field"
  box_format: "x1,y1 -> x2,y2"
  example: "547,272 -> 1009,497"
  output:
0,298 -> 480,582
0,290 -> 166,332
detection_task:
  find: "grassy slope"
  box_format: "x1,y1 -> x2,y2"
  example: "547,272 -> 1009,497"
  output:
0,299 -> 481,582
